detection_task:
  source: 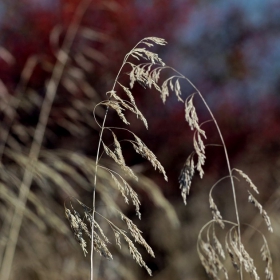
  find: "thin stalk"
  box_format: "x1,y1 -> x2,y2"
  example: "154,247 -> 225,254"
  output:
169,67 -> 243,279
195,89 -> 243,280
90,38 -> 149,280
91,106 -> 109,280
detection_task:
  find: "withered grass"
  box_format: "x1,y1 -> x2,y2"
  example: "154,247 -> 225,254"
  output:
0,3 -> 275,279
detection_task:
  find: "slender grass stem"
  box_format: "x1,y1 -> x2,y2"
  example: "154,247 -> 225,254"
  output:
91,106 -> 109,280
90,37 -> 147,280
167,67 -> 243,280
195,89 -> 243,280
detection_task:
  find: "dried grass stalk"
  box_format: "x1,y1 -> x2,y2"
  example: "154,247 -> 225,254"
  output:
65,201 -> 113,260
185,94 -> 200,131
260,241 -> 273,280
198,239 -> 228,280
102,100 -> 130,125
73,194 -> 155,275
193,130 -> 206,178
108,85 -> 148,129
209,196 -> 225,229
233,168 -> 259,194
59,35 -> 274,279
141,37 -> 167,46
227,227 -> 259,280
65,205 -> 113,259
122,234 -> 153,276
100,166 -> 142,217
248,191 -> 273,232
225,236 -> 240,272
102,142 -> 138,180
120,213 -> 155,257
131,133 -> 168,181
212,226 -> 225,260
100,213 -> 154,276
129,48 -> 165,66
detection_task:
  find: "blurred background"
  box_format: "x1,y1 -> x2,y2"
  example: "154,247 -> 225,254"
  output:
0,0 -> 280,279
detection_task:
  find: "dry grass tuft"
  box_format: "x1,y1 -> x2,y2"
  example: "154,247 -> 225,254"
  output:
0,6 -> 276,277
70,35 -> 275,279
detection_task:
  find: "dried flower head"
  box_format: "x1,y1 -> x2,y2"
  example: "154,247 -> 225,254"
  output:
120,212 -> 155,258
103,142 -> 138,180
209,196 -> 225,229
248,191 -> 273,232
198,239 -> 228,280
131,133 -> 168,181
178,154 -> 195,205
233,168 -> 259,194
65,202 -> 113,259
226,227 -> 260,280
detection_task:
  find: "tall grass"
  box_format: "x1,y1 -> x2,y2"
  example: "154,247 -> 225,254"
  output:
0,1 -> 275,280
74,35 -> 273,279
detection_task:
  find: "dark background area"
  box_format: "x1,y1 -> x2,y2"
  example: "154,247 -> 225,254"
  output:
0,0 -> 280,279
